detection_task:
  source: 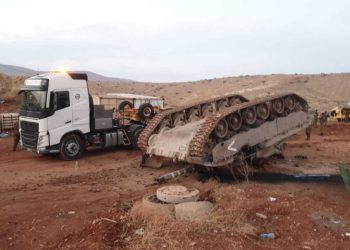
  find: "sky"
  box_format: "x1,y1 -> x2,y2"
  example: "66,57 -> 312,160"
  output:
1,0 -> 350,82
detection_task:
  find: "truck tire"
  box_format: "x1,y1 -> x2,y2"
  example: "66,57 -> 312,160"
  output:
59,134 -> 84,160
138,103 -> 155,119
118,101 -> 133,111
128,125 -> 144,149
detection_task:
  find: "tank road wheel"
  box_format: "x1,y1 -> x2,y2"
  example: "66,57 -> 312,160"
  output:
243,107 -> 257,125
59,134 -> 84,160
214,119 -> 229,139
272,98 -> 284,115
257,103 -> 270,120
284,96 -> 295,111
201,104 -> 214,117
173,113 -> 185,127
138,103 -> 155,119
118,101 -> 133,111
228,112 -> 242,131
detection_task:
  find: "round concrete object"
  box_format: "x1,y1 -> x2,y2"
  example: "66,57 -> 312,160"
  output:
156,185 -> 200,204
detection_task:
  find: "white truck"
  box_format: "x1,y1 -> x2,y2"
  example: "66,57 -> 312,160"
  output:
18,71 -> 163,160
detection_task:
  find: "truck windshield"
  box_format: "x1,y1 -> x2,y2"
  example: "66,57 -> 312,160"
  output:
20,91 -> 47,112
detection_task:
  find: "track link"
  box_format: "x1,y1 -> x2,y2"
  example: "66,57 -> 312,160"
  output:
138,94 -> 249,150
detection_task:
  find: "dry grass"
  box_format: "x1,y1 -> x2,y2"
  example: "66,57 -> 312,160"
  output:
0,73 -> 25,99
126,181 -> 258,250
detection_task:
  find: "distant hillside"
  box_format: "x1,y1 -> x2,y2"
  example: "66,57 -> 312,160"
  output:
0,73 -> 25,100
0,64 -> 132,82
88,73 -> 350,112
0,64 -> 37,76
1,69 -> 350,113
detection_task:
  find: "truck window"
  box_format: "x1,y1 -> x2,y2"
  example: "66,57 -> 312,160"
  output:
57,91 -> 70,110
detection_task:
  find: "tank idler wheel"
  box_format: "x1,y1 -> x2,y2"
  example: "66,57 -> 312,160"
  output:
284,96 -> 295,111
228,112 -> 242,131
257,102 -> 270,120
272,98 -> 284,114
214,119 -> 229,139
243,107 -> 257,125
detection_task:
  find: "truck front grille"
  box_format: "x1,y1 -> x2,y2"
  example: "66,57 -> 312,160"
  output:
20,121 -> 39,149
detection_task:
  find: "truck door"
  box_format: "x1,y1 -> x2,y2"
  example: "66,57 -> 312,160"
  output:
47,90 -> 73,146
71,89 -> 90,133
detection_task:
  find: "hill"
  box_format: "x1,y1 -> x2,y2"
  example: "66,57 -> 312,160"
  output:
1,71 -> 350,112
0,64 -> 132,82
88,73 -> 350,112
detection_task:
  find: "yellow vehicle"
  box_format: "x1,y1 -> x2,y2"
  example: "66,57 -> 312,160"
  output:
330,105 -> 350,122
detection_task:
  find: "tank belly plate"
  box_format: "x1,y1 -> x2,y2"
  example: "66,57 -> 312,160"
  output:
147,120 -> 205,160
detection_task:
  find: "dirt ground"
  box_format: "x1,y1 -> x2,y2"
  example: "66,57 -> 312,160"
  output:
1,122 -> 350,250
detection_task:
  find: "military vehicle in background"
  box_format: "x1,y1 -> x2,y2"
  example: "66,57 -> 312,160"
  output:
330,103 -> 350,122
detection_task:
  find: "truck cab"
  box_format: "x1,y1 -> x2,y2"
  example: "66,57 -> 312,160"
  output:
19,72 -> 144,160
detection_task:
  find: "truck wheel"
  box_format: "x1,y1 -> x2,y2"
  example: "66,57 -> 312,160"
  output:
119,101 -> 133,111
138,103 -> 155,119
59,134 -> 84,160
129,126 -> 143,149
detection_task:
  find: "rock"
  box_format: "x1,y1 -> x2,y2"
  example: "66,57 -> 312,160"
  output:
67,211 -> 76,215
302,246 -> 312,250
259,233 -> 275,240
256,212 -> 267,219
175,201 -> 214,221
134,228 -> 145,236
310,211 -> 347,235
269,197 -> 277,202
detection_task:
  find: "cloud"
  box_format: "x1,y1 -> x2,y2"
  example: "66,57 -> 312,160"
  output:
1,0 -> 350,81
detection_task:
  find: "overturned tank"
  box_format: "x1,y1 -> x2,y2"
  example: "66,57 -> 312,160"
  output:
138,93 -> 313,168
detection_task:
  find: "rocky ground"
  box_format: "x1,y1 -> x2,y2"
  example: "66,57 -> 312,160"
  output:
0,122 -> 350,250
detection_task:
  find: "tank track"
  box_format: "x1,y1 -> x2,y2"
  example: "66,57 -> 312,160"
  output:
188,93 -> 308,157
138,94 -> 249,151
